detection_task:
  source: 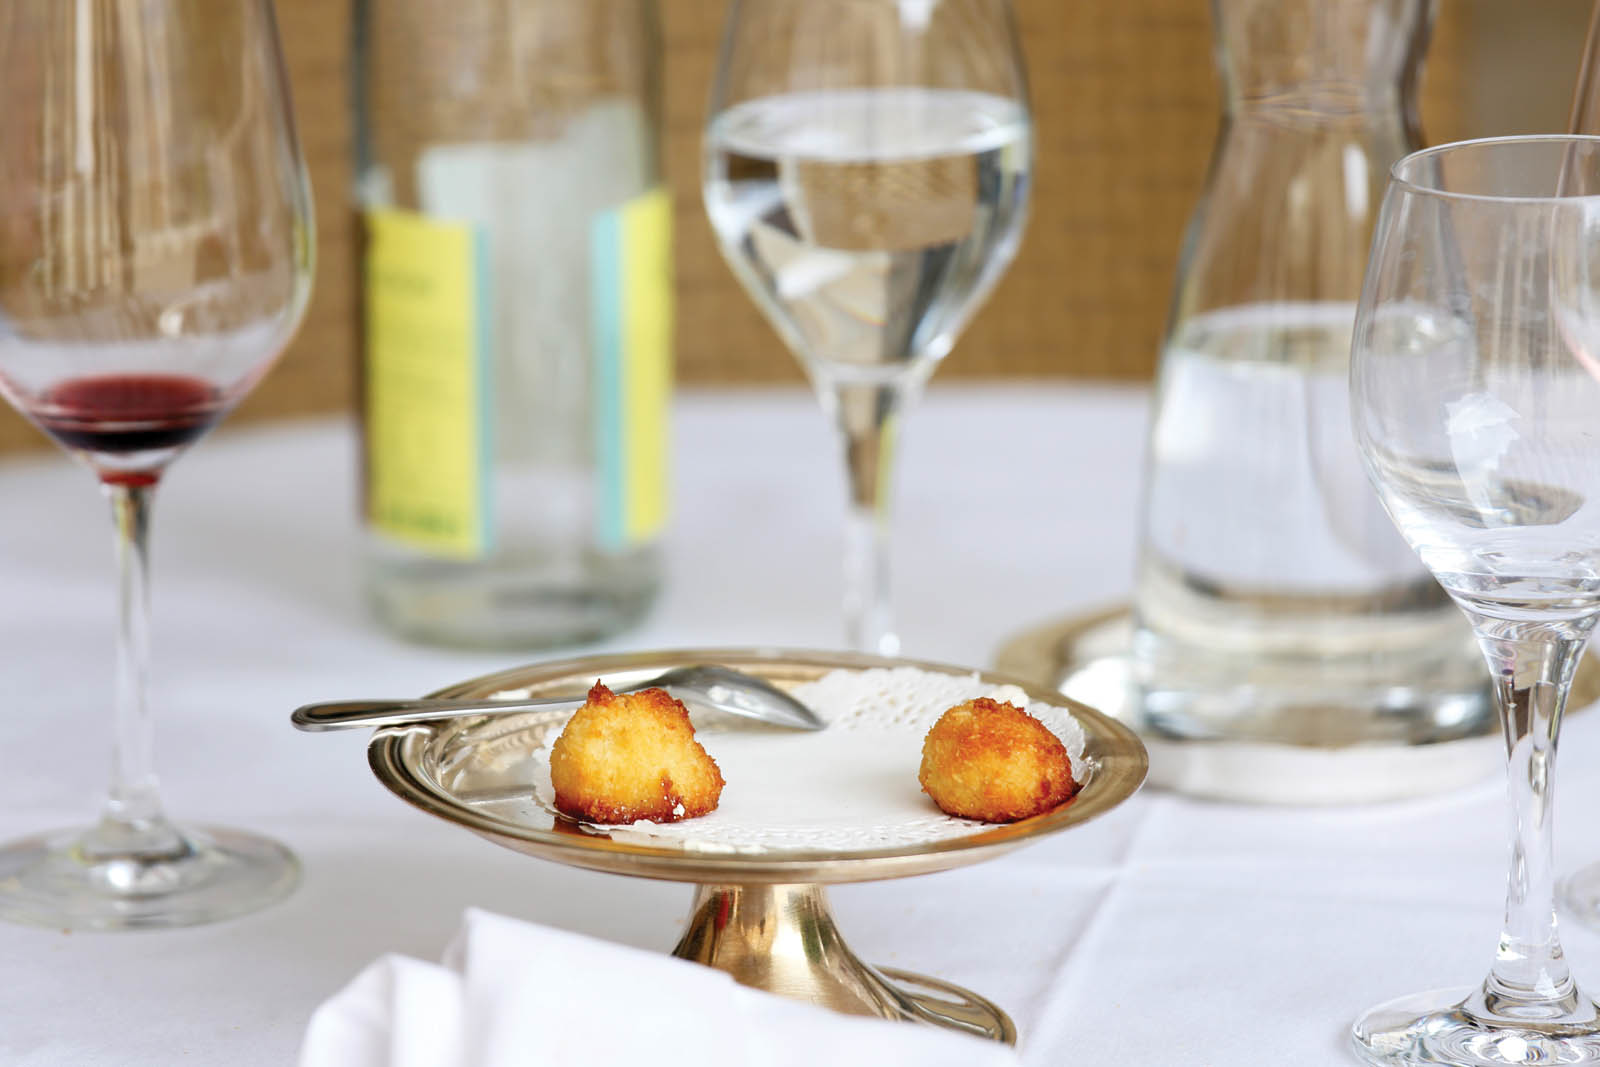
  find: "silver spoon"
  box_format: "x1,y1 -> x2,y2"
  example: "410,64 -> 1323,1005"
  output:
291,664 -> 826,733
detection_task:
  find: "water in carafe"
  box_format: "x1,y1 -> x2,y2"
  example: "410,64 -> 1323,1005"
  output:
1130,0 -> 1487,743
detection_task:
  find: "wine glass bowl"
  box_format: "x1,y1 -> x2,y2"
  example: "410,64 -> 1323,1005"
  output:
0,0 -> 313,929
0,1 -> 311,486
1348,136 -> 1600,1064
703,88 -> 1030,381
702,0 -> 1031,653
1355,146 -> 1600,622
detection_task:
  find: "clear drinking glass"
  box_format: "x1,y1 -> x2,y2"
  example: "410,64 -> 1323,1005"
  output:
1348,136 -> 1600,1064
702,0 -> 1032,654
0,0 -> 314,929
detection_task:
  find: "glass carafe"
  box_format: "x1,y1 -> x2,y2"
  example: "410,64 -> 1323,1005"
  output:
1130,0 -> 1486,746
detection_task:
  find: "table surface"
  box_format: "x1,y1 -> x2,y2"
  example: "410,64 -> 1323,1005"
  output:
4,383 -> 1600,1066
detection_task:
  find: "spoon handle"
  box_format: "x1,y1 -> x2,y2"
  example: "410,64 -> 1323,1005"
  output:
292,665 -> 826,733
291,693 -> 585,733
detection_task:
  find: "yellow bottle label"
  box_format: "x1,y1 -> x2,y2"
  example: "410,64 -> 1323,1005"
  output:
363,209 -> 491,558
592,187 -> 673,549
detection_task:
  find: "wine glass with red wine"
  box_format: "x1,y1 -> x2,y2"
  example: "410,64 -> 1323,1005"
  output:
0,0 -> 313,929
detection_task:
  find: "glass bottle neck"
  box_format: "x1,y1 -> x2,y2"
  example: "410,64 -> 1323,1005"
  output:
1212,0 -> 1430,124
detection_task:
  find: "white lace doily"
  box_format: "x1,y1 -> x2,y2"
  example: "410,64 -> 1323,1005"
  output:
529,666 -> 1086,854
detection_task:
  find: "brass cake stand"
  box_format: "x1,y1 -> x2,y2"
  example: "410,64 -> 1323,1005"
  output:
363,648 -> 1148,1045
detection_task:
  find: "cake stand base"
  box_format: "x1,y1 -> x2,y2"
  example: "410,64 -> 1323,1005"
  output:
672,883 -> 1015,1044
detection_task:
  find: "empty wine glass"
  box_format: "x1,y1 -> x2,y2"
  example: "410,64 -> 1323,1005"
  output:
1348,136 -> 1600,1064
0,0 -> 313,929
702,0 -> 1031,654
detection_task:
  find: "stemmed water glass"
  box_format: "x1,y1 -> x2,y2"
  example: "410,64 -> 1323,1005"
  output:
0,0 -> 313,929
703,0 -> 1031,654
1348,135 -> 1600,1064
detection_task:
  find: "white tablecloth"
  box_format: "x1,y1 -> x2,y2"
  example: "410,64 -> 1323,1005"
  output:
3,384 -> 1598,1066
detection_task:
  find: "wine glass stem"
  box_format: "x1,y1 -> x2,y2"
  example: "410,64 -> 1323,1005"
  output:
824,378 -> 908,656
1468,615 -> 1594,1020
89,481 -> 178,856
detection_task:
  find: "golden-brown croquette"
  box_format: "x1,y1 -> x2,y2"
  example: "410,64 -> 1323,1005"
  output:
918,697 -> 1078,823
549,682 -> 724,824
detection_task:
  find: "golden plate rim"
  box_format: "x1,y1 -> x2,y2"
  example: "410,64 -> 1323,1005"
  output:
367,647 -> 1149,885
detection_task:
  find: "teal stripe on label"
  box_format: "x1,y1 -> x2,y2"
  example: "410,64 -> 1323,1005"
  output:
473,226 -> 496,554
591,209 -> 625,550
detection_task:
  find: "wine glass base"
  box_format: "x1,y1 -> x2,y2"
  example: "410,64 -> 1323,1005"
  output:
0,824 -> 298,931
1353,988 -> 1600,1066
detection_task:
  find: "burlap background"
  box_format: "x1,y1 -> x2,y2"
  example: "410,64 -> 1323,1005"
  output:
0,0 -> 1586,453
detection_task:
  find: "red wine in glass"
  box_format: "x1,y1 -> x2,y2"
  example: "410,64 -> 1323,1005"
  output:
27,374 -> 226,484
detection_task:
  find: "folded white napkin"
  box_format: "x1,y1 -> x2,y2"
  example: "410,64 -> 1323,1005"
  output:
300,909 -> 1022,1067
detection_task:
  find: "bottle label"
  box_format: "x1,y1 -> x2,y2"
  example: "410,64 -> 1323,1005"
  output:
362,209 -> 494,559
591,187 -> 673,550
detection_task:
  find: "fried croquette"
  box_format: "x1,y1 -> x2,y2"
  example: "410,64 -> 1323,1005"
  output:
549,682 -> 724,824
918,697 -> 1078,822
